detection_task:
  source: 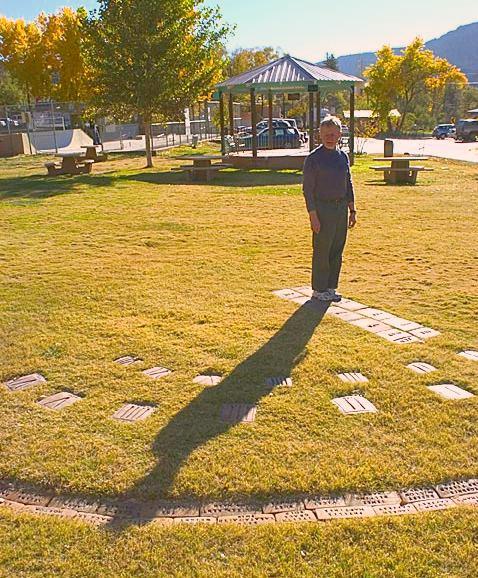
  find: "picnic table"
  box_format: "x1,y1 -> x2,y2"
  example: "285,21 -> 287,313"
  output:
370,156 -> 433,184
171,155 -> 233,182
44,152 -> 94,176
80,145 -> 108,162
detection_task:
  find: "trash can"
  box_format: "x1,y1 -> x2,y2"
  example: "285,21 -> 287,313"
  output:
384,139 -> 394,157
192,135 -> 199,148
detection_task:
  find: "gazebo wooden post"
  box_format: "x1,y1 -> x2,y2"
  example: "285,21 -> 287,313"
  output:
268,90 -> 273,149
250,87 -> 258,158
308,91 -> 314,152
349,85 -> 355,165
228,93 -> 234,136
316,90 -> 321,145
219,90 -> 225,155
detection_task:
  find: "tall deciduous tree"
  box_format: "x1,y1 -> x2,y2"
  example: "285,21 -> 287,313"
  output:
85,0 -> 231,167
227,46 -> 279,77
0,9 -> 89,103
365,38 -> 467,131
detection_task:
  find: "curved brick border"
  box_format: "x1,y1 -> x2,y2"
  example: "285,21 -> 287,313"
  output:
1,478 -> 477,528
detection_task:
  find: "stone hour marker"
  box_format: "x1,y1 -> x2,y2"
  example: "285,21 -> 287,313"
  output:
220,404 -> 257,423
4,373 -> 47,392
37,392 -> 82,410
331,395 -> 377,415
457,350 -> 478,361
112,404 -> 156,422
337,372 -> 368,384
407,362 -> 437,374
427,384 -> 474,400
143,366 -> 172,379
114,355 -> 142,366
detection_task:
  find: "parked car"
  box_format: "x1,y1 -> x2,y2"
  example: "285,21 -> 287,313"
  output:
239,126 -> 302,149
432,124 -> 455,139
0,117 -> 19,131
454,119 -> 478,142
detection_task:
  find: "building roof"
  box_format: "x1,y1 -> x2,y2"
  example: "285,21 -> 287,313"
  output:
216,54 -> 363,93
344,110 -> 376,119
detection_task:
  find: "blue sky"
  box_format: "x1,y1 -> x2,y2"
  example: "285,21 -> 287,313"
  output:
0,0 -> 475,61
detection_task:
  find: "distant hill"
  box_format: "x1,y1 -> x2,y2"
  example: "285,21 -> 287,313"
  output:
336,22 -> 478,83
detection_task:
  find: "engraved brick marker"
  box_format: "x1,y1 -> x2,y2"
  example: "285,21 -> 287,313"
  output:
337,372 -> 368,384
262,499 -> 304,514
272,289 -> 304,300
346,491 -> 401,506
399,488 -> 439,504
275,510 -> 316,522
291,286 -> 313,297
350,318 -> 391,334
373,504 -> 417,516
457,350 -> 478,361
5,373 -> 46,392
217,513 -> 275,525
435,479 -> 478,498
315,506 -> 375,519
304,495 -> 346,509
326,308 -> 364,322
427,384 -> 474,400
376,329 -> 421,344
193,375 -> 222,386
114,355 -> 142,366
201,502 -> 261,517
265,376 -> 292,387
337,298 -> 367,311
410,327 -> 440,339
37,392 -> 82,410
406,362 -> 437,374
413,498 -> 454,512
174,516 -> 217,525
331,395 -> 377,415
142,366 -> 172,379
383,316 -> 422,332
291,295 -> 310,305
220,404 -> 257,423
112,404 -> 156,422
359,308 -> 393,321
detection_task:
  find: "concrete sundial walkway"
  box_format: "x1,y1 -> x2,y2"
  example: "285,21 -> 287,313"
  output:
1,293 -> 477,529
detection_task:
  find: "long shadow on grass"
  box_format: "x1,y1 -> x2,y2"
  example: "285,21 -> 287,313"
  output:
125,301 -> 328,508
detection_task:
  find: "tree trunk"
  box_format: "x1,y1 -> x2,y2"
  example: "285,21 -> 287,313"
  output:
145,119 -> 153,168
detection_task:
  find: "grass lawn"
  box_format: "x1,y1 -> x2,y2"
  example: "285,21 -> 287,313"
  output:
0,144 -> 477,573
0,145 -> 477,500
0,507 -> 477,577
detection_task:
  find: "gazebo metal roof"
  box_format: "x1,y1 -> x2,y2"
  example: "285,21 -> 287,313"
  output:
216,54 -> 363,93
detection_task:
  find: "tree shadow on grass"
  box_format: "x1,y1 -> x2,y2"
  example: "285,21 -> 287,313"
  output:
116,167 -> 303,188
126,300 -> 327,498
0,167 -> 302,202
0,173 -> 116,201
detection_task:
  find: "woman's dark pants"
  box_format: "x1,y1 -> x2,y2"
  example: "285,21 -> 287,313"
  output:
312,199 -> 348,292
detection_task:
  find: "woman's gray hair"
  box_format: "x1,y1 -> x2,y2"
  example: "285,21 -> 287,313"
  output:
320,115 -> 342,130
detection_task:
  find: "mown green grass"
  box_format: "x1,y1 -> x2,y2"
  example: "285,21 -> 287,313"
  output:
0,507 -> 477,577
0,145 -> 477,503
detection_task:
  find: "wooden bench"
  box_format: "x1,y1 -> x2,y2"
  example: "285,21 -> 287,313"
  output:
81,145 -> 108,162
371,166 -> 433,184
176,163 -> 233,182
45,158 -> 94,176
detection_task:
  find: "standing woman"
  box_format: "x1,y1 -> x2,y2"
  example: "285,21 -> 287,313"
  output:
302,116 -> 357,302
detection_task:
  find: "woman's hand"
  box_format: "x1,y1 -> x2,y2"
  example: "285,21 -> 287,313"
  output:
348,210 -> 357,228
309,211 -> 321,233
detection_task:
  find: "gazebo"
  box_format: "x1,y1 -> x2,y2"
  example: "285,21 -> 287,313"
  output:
215,54 -> 363,164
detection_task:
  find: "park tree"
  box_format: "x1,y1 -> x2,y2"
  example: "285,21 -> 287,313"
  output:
0,9 -> 89,103
0,71 -> 26,105
85,0 -> 231,167
227,46 -> 279,77
324,52 -> 338,71
0,16 -> 47,102
365,38 -> 467,131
